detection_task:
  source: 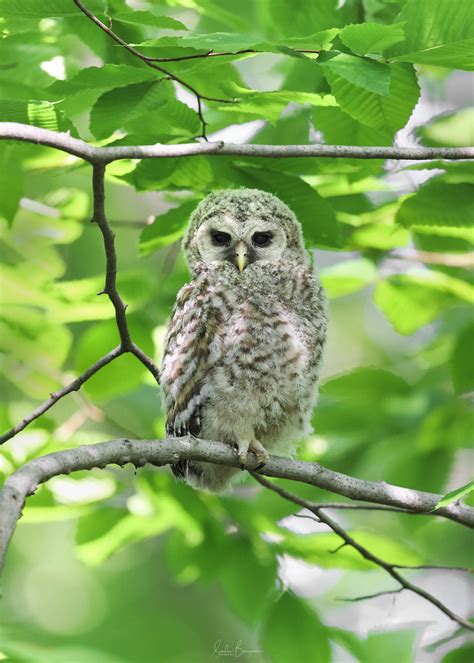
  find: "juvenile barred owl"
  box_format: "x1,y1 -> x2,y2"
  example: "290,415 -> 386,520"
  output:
160,189 -> 327,492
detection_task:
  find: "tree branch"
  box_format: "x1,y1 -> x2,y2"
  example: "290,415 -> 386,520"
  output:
292,515 -> 473,572
73,0 -> 233,140
1,123 -> 473,165
91,163 -> 160,382
0,346 -> 123,445
144,48 -> 321,63
337,588 -> 404,602
2,437 -> 474,579
251,474 -> 474,631
294,502 -> 427,514
0,162 -> 160,447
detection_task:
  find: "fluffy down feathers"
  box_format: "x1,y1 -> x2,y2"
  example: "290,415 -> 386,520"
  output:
161,189 -> 327,492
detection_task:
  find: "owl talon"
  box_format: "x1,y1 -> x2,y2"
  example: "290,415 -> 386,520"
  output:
235,438 -> 268,469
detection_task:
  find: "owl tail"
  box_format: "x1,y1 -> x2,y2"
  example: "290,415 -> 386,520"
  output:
171,459 -> 204,484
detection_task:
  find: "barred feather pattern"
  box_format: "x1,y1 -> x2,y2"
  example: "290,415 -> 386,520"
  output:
161,259 -> 327,492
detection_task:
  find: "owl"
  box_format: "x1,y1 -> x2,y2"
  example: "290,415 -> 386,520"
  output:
160,189 -> 327,492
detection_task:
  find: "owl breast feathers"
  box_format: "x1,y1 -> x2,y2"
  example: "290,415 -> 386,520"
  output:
160,189 -> 327,492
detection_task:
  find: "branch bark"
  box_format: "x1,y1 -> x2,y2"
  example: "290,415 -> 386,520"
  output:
92,163 -> 160,381
1,123 -> 473,164
252,474 -> 474,631
2,437 -> 474,578
0,346 -> 123,445
73,0 -> 232,140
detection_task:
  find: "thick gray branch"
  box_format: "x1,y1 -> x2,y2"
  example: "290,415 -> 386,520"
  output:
1,122 -> 473,164
1,437 -> 473,578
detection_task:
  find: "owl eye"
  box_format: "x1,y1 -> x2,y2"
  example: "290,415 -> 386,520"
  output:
252,232 -> 272,247
211,231 -> 232,246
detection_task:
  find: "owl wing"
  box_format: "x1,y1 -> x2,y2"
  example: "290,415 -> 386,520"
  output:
160,276 -> 222,445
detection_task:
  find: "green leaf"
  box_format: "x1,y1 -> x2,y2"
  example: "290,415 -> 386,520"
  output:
318,52 -> 391,95
278,529 -> 421,569
0,0 -> 106,18
375,271 -> 474,335
397,179 -> 474,231
452,324 -> 474,394
323,367 -> 410,401
0,99 -> 71,131
139,200 -> 199,256
233,166 -> 340,248
325,62 -> 419,134
218,537 -> 278,625
121,97 -> 200,142
320,258 -> 376,298
90,81 -> 171,139
137,32 -> 264,53
364,628 -> 417,663
113,11 -> 187,31
436,481 -> 474,509
75,316 -> 154,401
222,89 -> 337,125
50,65 -> 157,97
49,271 -> 154,322
403,161 -> 474,186
0,316 -> 72,399
0,638 -> 128,663
262,593 -> 331,663
442,643 -> 474,663
417,108 -> 474,148
77,512 -> 173,567
0,146 -> 23,225
352,223 -> 410,250
416,400 -> 472,453
327,628 -> 366,661
385,0 -> 474,70
313,106 -> 392,149
340,22 -> 406,56
130,157 -> 213,192
277,29 -> 340,52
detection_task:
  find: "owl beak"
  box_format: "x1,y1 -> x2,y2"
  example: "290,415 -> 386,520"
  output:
235,240 -> 249,272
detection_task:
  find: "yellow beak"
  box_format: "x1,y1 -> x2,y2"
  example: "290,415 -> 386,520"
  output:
235,241 -> 248,272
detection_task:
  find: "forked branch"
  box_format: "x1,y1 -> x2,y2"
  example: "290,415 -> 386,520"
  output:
251,473 -> 474,631
2,436 -> 474,581
73,0 -> 234,140
0,163 -> 160,447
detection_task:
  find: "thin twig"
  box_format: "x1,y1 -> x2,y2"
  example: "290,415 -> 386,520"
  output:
337,588 -> 404,602
2,123 -> 473,164
0,165 -> 161,448
145,48 -> 321,63
393,564 -> 473,573
0,346 -> 123,445
73,0 -> 234,140
251,473 -> 474,631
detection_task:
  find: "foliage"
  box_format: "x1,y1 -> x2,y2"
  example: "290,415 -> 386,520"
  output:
0,0 -> 473,661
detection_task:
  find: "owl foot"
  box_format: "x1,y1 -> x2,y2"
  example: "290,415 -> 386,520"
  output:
235,438 -> 269,470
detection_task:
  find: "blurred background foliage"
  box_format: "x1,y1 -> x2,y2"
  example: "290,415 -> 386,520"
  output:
0,0 -> 473,661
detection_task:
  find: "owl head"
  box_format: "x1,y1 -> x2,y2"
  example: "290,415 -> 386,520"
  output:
182,189 -> 307,275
